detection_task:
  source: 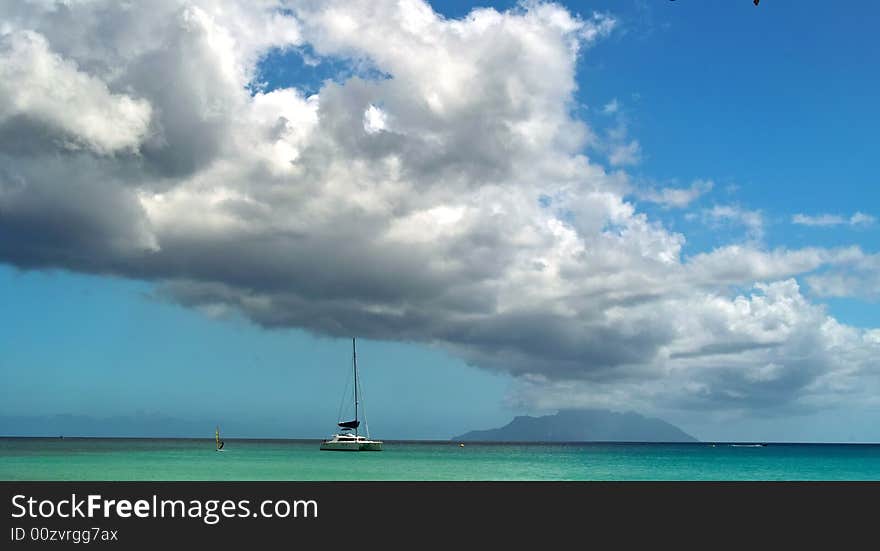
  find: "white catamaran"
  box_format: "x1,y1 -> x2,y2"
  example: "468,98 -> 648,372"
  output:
320,338 -> 383,452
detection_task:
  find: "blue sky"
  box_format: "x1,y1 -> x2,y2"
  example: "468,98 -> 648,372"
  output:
0,267 -> 511,439
1,0 -> 878,442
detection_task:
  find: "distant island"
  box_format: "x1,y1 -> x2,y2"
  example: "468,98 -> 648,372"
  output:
453,409 -> 698,443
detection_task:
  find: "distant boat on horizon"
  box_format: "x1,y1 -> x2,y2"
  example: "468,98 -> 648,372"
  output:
215,425 -> 225,452
320,338 -> 383,452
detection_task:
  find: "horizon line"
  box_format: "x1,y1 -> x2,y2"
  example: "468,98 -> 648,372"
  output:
3,436 -> 880,445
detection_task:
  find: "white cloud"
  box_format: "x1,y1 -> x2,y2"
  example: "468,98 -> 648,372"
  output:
807,251 -> 880,300
511,278 -> 880,413
602,98 -> 619,115
598,97 -> 641,167
608,139 -> 641,167
0,0 -> 877,419
685,246 -> 856,286
363,104 -> 388,134
792,212 -> 875,227
0,30 -> 152,154
695,204 -> 764,241
850,212 -> 875,226
638,179 -> 713,209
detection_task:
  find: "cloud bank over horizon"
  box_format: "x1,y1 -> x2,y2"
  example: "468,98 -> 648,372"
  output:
1,0 -> 878,419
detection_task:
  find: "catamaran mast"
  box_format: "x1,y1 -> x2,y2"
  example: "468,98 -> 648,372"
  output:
353,337 -> 358,438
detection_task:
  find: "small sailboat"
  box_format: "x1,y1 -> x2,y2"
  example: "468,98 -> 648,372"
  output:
320,338 -> 383,452
215,426 -> 225,452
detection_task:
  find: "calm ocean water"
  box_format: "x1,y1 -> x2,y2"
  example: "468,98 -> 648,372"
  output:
1,438 -> 879,481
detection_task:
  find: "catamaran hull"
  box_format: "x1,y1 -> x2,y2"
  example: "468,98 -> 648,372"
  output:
322,339 -> 383,452
319,441 -> 383,452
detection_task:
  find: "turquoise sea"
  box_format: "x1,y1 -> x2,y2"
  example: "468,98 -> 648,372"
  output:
2,438 -> 879,481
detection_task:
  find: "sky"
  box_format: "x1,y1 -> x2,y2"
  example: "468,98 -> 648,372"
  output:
0,0 -> 878,442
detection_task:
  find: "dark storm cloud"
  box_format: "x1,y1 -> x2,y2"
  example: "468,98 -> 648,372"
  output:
0,0 -> 877,415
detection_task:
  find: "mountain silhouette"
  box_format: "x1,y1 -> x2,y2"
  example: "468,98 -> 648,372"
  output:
454,409 -> 698,442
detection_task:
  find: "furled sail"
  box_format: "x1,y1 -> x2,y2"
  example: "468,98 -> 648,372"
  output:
338,419 -> 360,429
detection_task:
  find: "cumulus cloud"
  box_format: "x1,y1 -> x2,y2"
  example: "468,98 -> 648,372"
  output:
0,0 -> 877,418
513,277 -> 880,413
792,212 -> 876,228
0,30 -> 152,155
807,251 -> 880,300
